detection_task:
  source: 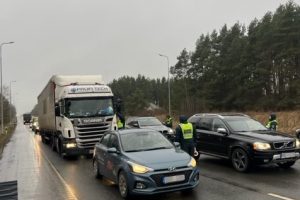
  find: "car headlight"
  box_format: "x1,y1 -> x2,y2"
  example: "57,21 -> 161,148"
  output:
168,129 -> 174,134
296,139 -> 300,148
253,142 -> 271,150
128,161 -> 153,174
188,157 -> 196,168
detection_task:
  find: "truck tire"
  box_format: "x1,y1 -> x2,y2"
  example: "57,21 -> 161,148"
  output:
41,134 -> 46,144
51,136 -> 56,151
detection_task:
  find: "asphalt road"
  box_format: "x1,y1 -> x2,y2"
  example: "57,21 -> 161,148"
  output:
1,123 -> 300,200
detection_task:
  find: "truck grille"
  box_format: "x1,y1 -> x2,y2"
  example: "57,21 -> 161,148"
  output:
150,170 -> 192,187
74,117 -> 112,149
273,141 -> 295,150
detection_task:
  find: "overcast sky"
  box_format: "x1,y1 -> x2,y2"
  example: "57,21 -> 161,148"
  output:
1,0 -> 299,114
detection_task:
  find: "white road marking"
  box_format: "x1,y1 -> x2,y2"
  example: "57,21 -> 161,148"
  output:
268,193 -> 295,200
30,133 -> 79,200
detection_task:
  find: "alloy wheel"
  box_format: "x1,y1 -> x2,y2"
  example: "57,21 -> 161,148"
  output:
231,148 -> 249,172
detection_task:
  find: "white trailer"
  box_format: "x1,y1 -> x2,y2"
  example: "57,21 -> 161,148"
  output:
38,75 -> 117,157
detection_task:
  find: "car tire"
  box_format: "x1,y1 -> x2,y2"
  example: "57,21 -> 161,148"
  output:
277,161 -> 295,169
231,148 -> 250,172
118,171 -> 131,199
41,134 -> 46,144
93,160 -> 102,179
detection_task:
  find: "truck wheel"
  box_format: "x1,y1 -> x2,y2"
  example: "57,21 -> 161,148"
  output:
41,135 -> 46,144
277,161 -> 295,169
51,136 -> 56,151
231,148 -> 250,172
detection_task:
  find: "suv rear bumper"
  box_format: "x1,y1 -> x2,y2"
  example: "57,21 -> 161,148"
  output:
252,149 -> 300,164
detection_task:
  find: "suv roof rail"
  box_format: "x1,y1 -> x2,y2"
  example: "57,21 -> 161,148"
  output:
193,113 -> 250,118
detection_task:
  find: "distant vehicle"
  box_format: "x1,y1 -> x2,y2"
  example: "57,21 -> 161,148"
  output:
92,129 -> 199,199
31,117 -> 39,134
188,113 -> 300,172
37,75 -> 118,158
126,117 -> 175,141
23,113 -> 32,124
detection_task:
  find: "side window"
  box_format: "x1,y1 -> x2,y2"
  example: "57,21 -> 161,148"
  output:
197,117 -> 213,131
100,134 -> 111,147
108,134 -> 120,150
188,116 -> 199,125
212,118 -> 227,132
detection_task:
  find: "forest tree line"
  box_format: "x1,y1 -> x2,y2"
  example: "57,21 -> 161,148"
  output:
110,2 -> 300,116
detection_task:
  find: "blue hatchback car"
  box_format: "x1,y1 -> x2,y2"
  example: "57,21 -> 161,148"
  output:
92,129 -> 200,199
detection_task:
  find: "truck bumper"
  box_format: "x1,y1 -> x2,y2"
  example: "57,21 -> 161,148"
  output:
63,147 -> 93,156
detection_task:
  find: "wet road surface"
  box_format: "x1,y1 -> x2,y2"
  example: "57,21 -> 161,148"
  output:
1,122 -> 300,200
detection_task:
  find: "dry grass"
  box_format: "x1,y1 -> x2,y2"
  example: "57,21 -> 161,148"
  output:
0,124 -> 16,156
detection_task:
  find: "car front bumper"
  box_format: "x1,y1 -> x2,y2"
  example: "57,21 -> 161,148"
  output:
127,167 -> 200,195
252,149 -> 300,164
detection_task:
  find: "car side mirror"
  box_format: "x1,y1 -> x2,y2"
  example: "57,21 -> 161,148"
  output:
173,142 -> 181,148
132,122 -> 139,128
107,147 -> 119,154
217,128 -> 228,135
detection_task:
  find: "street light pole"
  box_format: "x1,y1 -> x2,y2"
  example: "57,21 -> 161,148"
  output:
0,41 -> 14,134
9,80 -> 16,124
158,54 -> 171,116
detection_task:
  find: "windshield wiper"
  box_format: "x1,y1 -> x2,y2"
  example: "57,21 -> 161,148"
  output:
125,149 -> 145,153
143,146 -> 172,151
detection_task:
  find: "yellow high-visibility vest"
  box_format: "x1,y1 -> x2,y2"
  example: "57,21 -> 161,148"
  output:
179,123 -> 193,139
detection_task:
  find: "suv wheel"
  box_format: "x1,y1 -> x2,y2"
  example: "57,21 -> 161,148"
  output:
277,161 -> 295,169
231,148 -> 250,172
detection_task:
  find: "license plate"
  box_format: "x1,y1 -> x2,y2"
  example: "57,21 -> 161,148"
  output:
163,174 -> 185,184
281,152 -> 296,159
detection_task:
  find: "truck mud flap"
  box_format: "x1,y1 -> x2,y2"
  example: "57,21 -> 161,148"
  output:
0,180 -> 18,200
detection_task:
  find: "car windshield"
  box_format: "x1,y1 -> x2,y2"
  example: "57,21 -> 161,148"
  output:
225,117 -> 268,132
138,118 -> 162,126
120,131 -> 173,152
64,97 -> 114,118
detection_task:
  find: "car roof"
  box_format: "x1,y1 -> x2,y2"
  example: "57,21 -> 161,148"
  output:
191,113 -> 250,119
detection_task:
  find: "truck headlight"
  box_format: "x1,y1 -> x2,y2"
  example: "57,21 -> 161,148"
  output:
253,142 -> 271,150
188,157 -> 196,168
296,139 -> 300,148
66,143 -> 76,148
128,161 -> 153,174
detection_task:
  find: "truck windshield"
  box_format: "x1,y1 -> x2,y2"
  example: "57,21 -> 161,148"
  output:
64,97 -> 114,118
224,117 -> 268,132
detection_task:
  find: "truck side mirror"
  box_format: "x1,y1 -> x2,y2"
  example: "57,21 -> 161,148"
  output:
55,103 -> 60,116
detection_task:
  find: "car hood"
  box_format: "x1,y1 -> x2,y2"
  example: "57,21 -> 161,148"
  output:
235,130 -> 294,142
124,148 -> 191,170
140,125 -> 169,132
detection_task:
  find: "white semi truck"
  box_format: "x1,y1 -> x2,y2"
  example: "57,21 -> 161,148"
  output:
38,75 -> 117,157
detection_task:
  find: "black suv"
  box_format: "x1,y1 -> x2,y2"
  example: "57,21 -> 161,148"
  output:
188,113 -> 300,172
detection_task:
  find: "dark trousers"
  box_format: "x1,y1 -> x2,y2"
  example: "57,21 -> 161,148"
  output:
181,141 -> 194,156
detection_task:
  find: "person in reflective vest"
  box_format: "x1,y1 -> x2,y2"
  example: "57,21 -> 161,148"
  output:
164,115 -> 173,128
175,115 -> 196,156
266,113 -> 278,131
117,112 -> 125,129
